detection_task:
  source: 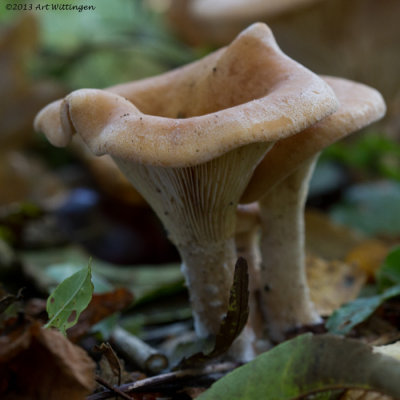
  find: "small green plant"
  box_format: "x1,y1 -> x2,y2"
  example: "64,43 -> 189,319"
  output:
44,260 -> 93,335
322,133 -> 400,180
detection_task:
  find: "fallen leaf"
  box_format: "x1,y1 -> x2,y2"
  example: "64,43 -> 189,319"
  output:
67,287 -> 134,341
339,391 -> 392,400
0,288 -> 23,315
95,342 -> 123,386
326,285 -> 400,335
307,254 -> 366,316
0,321 -> 95,400
327,246 -> 400,335
197,334 -> 400,400
305,210 -> 365,261
345,239 -> 390,281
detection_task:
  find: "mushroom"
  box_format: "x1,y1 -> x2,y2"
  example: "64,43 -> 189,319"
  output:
240,76 -> 386,342
35,23 -> 338,348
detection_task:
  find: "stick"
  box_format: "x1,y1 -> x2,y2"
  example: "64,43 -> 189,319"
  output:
87,362 -> 237,400
111,326 -> 169,373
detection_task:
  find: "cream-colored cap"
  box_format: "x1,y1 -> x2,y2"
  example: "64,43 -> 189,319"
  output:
241,76 -> 386,204
35,23 -> 338,167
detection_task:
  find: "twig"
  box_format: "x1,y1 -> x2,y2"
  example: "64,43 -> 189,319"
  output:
111,326 -> 169,373
95,376 -> 133,400
87,362 -> 237,400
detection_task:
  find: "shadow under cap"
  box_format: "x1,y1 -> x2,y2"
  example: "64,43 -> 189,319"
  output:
241,76 -> 387,204
34,23 -> 338,168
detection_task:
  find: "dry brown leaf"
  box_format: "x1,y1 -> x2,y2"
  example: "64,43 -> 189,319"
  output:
307,254 -> 366,316
0,152 -> 67,207
339,391 -> 393,400
0,321 -> 95,400
67,287 -> 134,342
346,239 -> 391,281
305,210 -> 365,261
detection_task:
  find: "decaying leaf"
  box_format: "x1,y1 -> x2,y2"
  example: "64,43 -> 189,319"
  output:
307,254 -> 366,316
339,391 -> 392,400
67,287 -> 134,341
0,321 -> 95,400
0,288 -> 23,315
327,246 -> 400,335
176,258 -> 249,368
45,262 -> 93,335
345,239 -> 391,281
95,342 -> 124,387
305,210 -> 365,262
197,334 -> 400,400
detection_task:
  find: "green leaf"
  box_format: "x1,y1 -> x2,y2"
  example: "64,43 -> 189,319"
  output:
326,284 -> 400,335
44,261 -> 94,335
377,245 -> 400,290
197,334 -> 400,400
326,246 -> 400,335
322,133 -> 400,180
176,257 -> 249,368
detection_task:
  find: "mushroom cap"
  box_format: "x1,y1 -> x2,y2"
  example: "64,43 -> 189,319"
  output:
241,76 -> 386,204
35,23 -> 338,168
191,0 -> 324,22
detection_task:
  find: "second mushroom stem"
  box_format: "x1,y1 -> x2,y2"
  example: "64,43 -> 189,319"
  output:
258,156 -> 321,342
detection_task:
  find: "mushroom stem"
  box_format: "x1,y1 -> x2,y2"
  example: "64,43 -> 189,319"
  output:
114,142 -> 271,343
235,205 -> 264,341
179,239 -> 237,337
258,156 -> 321,342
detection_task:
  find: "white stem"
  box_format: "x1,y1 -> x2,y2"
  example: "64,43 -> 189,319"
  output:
180,238 -> 257,361
179,239 -> 236,338
258,157 -> 321,342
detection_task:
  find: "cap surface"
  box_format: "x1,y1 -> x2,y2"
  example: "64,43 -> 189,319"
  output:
241,76 -> 386,203
35,23 -> 338,167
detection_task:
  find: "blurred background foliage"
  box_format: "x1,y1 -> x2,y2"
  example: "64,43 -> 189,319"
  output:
0,0 -> 200,88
